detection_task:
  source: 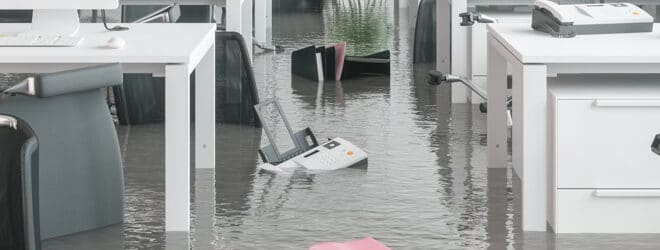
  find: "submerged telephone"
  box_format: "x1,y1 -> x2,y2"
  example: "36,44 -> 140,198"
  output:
254,99 -> 367,173
532,0 -> 653,37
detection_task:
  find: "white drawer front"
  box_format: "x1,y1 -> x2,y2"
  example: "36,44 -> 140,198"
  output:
554,189 -> 660,233
556,99 -> 660,188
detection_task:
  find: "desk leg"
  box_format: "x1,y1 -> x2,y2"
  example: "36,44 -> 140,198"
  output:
195,46 -> 216,169
165,64 -> 191,232
512,62 -> 548,232
487,41 -> 508,168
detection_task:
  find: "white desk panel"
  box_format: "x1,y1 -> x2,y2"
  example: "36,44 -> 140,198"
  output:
488,23 -> 660,64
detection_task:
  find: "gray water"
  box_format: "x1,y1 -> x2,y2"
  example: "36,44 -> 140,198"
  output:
3,1 -> 660,249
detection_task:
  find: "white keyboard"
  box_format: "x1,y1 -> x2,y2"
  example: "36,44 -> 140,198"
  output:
0,34 -> 83,47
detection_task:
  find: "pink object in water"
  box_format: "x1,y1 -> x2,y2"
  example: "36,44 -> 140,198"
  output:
332,42 -> 347,81
309,237 -> 391,250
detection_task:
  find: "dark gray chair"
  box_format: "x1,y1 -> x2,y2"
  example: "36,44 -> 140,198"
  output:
114,5 -> 260,126
112,5 -> 180,125
0,115 -> 40,250
0,10 -> 32,23
0,64 -> 124,240
413,0 -> 436,65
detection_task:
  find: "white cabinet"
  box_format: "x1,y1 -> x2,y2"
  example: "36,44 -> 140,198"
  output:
548,75 -> 660,233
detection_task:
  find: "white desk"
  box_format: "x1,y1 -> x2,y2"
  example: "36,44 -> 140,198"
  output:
487,23 -> 660,232
118,0 -> 268,58
0,23 -> 216,233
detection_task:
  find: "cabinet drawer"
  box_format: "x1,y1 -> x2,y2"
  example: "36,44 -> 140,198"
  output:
553,189 -> 660,233
555,99 -> 660,188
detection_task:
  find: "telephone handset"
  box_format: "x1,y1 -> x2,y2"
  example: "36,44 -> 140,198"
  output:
534,0 -> 574,23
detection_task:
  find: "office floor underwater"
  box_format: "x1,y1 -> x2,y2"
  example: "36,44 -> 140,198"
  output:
0,1 -> 657,249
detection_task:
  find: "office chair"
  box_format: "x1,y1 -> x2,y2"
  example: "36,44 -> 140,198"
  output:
114,5 -> 261,127
0,115 -> 40,250
0,64 -> 124,240
111,4 -> 180,125
413,0 -> 436,64
0,10 -> 32,23
215,32 -> 261,126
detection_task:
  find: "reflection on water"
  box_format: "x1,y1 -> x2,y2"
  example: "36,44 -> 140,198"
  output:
13,0 -> 660,249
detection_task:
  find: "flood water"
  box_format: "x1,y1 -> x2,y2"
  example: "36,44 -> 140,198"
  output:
3,0 -> 660,249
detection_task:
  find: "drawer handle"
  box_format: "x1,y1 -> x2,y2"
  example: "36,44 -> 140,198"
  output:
594,100 -> 660,108
593,190 -> 660,198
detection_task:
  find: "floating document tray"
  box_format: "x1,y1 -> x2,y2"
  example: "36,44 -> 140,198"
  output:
255,99 -> 319,165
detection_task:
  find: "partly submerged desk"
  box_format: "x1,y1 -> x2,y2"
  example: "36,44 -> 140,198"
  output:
118,0 -> 266,57
487,23 -> 660,232
0,23 -> 216,233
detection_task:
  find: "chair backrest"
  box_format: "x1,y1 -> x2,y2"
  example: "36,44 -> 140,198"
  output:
413,0 -> 436,65
0,10 -> 32,23
0,64 -> 124,240
177,5 -> 214,23
215,32 -> 261,127
122,4 -> 180,23
0,115 -> 40,250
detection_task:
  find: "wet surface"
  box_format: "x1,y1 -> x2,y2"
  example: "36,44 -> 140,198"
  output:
1,1 -> 660,249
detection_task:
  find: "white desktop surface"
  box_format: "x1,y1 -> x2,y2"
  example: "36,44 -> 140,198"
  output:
486,22 -> 660,233
0,23 -> 213,64
488,23 -> 660,63
0,23 -> 217,238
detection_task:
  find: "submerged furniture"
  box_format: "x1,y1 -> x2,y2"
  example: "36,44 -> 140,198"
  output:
341,51 -> 391,79
435,0 -> 533,103
115,5 -> 260,126
113,4 -> 179,125
0,115 -> 40,250
0,64 -> 123,240
487,22 -> 660,232
291,44 -> 390,81
215,32 -> 260,126
548,75 -> 660,233
0,22 -> 217,233
413,0 -> 436,64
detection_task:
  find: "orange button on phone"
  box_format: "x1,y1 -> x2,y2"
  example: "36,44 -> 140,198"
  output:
347,151 -> 354,156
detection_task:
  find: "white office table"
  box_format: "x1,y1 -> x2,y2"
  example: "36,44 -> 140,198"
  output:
0,23 -> 216,233
487,23 -> 660,232
118,0 -> 263,58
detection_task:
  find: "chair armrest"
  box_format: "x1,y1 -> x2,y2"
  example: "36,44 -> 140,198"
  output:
0,115 -> 18,130
3,64 -> 123,98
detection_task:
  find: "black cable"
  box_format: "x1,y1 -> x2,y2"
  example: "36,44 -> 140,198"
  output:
101,10 -> 129,31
